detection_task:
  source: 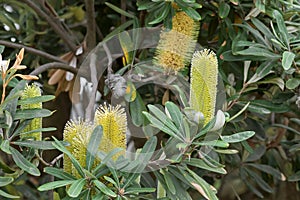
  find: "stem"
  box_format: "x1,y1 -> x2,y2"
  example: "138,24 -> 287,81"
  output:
0,40 -> 66,63
30,62 -> 78,76
84,0 -> 96,52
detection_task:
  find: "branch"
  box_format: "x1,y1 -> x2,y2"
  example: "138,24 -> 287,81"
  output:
0,40 -> 66,63
84,0 -> 96,52
19,0 -> 77,51
30,62 -> 78,76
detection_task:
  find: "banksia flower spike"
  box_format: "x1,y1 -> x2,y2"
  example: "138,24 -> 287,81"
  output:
154,11 -> 200,73
20,84 -> 42,140
94,103 -> 127,160
190,49 -> 218,125
63,120 -> 94,177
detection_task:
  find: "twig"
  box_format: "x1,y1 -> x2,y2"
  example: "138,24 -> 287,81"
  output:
0,40 -> 66,63
50,154 -> 64,166
121,0 -> 126,24
30,62 -> 78,76
19,0 -> 77,51
84,0 -> 96,52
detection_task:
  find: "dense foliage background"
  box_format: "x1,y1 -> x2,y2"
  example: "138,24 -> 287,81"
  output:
0,0 -> 300,199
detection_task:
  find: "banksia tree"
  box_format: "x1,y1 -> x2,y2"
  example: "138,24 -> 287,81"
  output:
20,84 -> 42,140
153,11 -> 200,73
190,49 -> 218,125
94,104 -> 127,160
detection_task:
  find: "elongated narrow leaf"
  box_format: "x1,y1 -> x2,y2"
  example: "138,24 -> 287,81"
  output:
17,95 -> 55,105
67,178 -> 86,198
165,101 -> 183,129
93,180 -> 117,197
273,10 -> 289,48
86,126 -> 103,171
10,147 -> 40,176
163,171 -> 176,194
38,180 -> 75,191
14,109 -> 52,120
288,171 -> 300,182
125,187 -> 156,194
44,167 -> 76,180
221,131 -> 255,143
0,176 -> 14,187
184,158 -> 227,174
105,2 -> 135,18
52,137 -> 85,178
134,136 -> 158,173
130,93 -> 147,126
0,140 -> 11,154
0,189 -> 19,199
246,163 -> 286,181
147,105 -> 179,133
143,112 -> 183,141
12,140 -> 59,150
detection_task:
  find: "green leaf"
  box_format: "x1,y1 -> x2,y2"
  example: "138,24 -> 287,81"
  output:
143,112 -> 183,141
148,105 -> 179,133
250,100 -> 290,113
221,131 -> 255,143
165,101 -> 183,129
105,2 -> 135,18
282,51 -> 295,70
0,45 -> 4,54
130,93 -> 147,126
133,136 -> 157,173
246,163 -> 286,181
214,149 -> 239,154
0,189 -> 19,199
86,126 -> 103,171
237,47 -> 280,59
44,167 -> 76,180
0,140 -> 11,154
218,1 -> 230,19
10,147 -> 40,176
38,180 -> 75,191
258,77 -> 285,91
163,170 -> 176,194
52,137 -> 85,178
194,140 -> 229,148
184,158 -> 227,174
93,180 -> 117,197
273,10 -> 289,48
244,168 -> 273,193
14,108 -> 52,120
17,95 -> 55,105
288,171 -> 300,182
149,4 -> 170,24
124,187 -> 156,194
12,140 -> 61,150
182,7 -> 201,21
0,176 -> 14,187
286,78 -> 300,89
67,178 -> 86,198
250,17 -> 274,39
244,103 -> 271,114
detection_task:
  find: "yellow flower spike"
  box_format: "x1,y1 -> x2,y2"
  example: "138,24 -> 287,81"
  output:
63,120 -> 94,177
20,84 -> 42,140
154,11 -> 200,73
190,49 -> 218,125
94,104 -> 127,160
